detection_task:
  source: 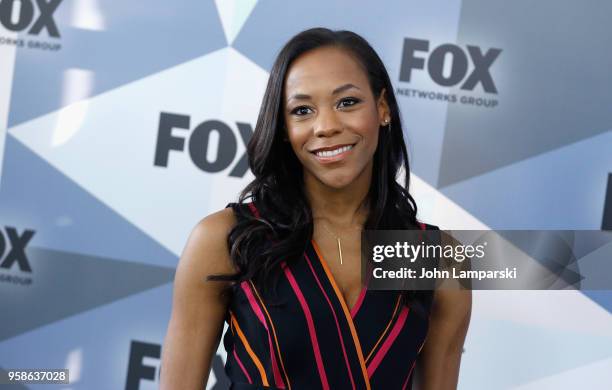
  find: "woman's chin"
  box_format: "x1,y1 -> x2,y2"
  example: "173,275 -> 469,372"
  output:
319,174 -> 357,190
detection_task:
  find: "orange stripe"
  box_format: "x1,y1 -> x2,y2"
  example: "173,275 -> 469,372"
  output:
312,239 -> 371,390
229,310 -> 235,335
249,280 -> 292,390
230,311 -> 270,386
365,293 -> 402,362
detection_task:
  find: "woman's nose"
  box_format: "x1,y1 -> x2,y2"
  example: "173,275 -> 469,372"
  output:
313,109 -> 343,137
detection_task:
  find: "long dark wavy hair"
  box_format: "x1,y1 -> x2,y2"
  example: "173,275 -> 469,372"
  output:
207,27 -> 432,316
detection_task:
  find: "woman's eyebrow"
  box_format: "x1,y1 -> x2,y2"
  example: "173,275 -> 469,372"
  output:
286,83 -> 361,103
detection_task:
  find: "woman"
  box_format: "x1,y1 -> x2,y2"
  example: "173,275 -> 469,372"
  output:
160,28 -> 471,390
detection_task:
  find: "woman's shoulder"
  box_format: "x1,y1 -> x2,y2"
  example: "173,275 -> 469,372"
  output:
184,204 -> 243,275
189,201 -> 257,250
194,205 -> 238,236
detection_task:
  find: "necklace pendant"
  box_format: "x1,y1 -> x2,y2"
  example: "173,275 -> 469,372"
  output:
336,237 -> 343,265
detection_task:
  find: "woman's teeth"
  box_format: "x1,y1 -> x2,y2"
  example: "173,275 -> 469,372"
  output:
315,144 -> 353,158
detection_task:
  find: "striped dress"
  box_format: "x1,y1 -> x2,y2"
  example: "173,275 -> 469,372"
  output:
222,202 -> 435,390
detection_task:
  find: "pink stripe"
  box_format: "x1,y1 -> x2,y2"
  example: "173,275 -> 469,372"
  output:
304,253 -> 357,390
367,306 -> 411,377
416,222 -> 426,248
350,270 -> 373,319
401,359 -> 418,390
248,202 -> 260,218
350,288 -> 367,318
241,281 -> 285,389
233,346 -> 253,384
282,261 -> 330,390
402,334 -> 428,389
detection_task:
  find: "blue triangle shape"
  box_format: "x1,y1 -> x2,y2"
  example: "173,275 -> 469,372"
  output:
0,246 -> 175,341
1,134 -> 177,268
9,0 -> 227,127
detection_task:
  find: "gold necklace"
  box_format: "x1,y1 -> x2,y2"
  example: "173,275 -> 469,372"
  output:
318,220 -> 362,265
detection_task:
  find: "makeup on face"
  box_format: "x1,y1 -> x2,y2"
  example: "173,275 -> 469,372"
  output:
282,46 -> 384,188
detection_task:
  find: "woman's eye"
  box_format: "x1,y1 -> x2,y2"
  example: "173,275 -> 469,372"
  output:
338,97 -> 360,108
291,106 -> 312,116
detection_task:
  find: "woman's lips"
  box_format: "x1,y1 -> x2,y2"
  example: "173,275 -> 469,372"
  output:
311,143 -> 356,164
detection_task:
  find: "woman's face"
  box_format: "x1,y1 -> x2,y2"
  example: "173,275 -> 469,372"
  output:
282,45 -> 390,190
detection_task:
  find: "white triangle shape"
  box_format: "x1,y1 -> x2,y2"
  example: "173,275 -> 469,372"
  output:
214,0 -> 258,45
9,47 -> 268,258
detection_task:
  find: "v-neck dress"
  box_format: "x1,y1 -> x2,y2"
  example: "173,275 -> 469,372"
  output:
221,202 -> 435,390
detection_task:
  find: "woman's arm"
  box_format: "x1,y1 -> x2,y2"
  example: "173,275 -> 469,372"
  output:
159,208 -> 237,389
413,289 -> 472,390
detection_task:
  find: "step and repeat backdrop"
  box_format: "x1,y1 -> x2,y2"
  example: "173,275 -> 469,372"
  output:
1,1 -> 611,389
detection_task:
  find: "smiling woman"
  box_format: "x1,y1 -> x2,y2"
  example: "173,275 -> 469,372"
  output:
283,46 -> 383,189
160,27 -> 471,390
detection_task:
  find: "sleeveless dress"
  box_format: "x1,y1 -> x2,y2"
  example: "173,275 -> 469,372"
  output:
221,202 -> 436,390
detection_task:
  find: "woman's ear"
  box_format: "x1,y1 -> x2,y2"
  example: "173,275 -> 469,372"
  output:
377,88 -> 391,125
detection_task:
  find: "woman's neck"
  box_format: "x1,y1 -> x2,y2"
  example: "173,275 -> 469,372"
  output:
304,163 -> 372,228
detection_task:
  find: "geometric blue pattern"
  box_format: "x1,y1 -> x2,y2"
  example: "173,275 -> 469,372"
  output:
9,0 -> 226,127
2,0 -> 611,388
0,134 -> 177,268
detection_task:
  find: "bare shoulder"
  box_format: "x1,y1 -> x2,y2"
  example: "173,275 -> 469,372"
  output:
193,206 -> 237,239
185,207 -> 239,277
174,204 -> 241,310
159,206 -> 239,389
